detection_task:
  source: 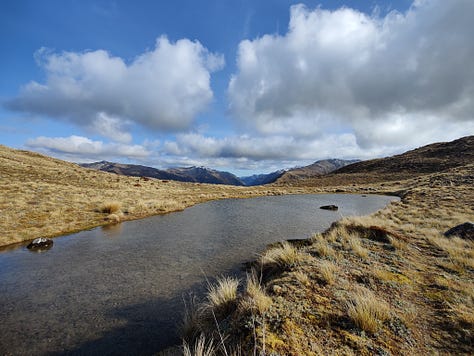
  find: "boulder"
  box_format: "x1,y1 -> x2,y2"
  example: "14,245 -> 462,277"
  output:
27,237 -> 53,250
320,205 -> 338,211
444,222 -> 474,240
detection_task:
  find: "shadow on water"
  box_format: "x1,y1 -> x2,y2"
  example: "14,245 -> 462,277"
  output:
47,276 -> 217,356
46,296 -> 180,356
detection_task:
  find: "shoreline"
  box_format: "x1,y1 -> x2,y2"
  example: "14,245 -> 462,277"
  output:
166,166 -> 473,355
0,189 -> 400,251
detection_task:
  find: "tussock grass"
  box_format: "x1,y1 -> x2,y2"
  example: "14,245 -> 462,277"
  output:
260,242 -> 305,271
100,201 -> 122,214
206,276 -> 239,315
181,295 -> 203,343
105,213 -> 122,223
427,235 -> 474,269
343,233 -> 369,259
346,288 -> 390,333
317,260 -> 338,285
311,234 -> 336,258
183,333 -> 216,356
240,271 -> 272,314
324,225 -> 350,243
293,270 -> 311,287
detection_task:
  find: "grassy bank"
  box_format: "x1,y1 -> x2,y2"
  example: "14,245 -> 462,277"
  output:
0,144 -> 413,248
0,145 -> 308,247
169,164 -> 473,355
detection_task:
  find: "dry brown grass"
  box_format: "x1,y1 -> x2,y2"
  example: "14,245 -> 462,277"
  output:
346,287 -> 391,334
260,242 -> 306,270
3,144 -> 474,355
311,234 -> 336,258
427,234 -> 474,269
317,260 -> 338,285
292,270 -> 311,287
99,201 -> 122,214
240,271 -> 272,314
183,334 -> 216,356
206,276 -> 239,314
343,233 -> 369,259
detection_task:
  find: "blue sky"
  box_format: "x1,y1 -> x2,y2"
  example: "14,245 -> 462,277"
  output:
1,0 -> 473,175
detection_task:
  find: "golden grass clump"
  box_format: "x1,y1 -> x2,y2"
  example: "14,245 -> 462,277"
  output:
183,333 -> 216,356
324,225 -> 349,243
317,260 -> 338,285
100,201 -> 122,214
427,235 -> 474,269
311,234 -> 336,258
343,233 -> 369,259
240,271 -> 272,314
206,276 -> 239,314
346,288 -> 390,334
261,242 -> 305,270
293,270 -> 311,287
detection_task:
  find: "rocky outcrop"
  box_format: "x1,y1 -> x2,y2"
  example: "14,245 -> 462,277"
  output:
444,222 -> 474,240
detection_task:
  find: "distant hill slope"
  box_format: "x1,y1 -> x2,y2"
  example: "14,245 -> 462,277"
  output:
275,136 -> 474,187
81,161 -> 245,186
277,159 -> 360,184
335,135 -> 474,175
240,170 -> 286,186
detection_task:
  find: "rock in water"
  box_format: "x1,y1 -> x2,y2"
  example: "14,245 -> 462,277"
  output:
444,222 -> 474,240
320,205 -> 339,211
27,237 -> 53,250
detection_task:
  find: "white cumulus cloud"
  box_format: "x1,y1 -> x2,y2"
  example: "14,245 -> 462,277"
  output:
228,0 -> 474,148
8,36 -> 224,141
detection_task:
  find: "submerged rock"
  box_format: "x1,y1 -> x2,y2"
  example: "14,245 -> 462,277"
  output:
320,205 -> 339,211
444,222 -> 474,240
27,237 -> 53,251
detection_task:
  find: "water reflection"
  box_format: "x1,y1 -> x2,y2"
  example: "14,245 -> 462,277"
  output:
101,222 -> 124,238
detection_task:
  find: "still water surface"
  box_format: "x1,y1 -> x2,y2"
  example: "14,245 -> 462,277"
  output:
0,194 -> 396,355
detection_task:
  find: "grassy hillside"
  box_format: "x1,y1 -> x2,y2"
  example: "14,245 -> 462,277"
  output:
278,159 -> 359,184
276,136 -> 474,188
0,145 -> 297,247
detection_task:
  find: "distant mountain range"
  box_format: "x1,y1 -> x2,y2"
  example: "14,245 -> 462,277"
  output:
80,161 -> 246,186
80,158 -> 359,186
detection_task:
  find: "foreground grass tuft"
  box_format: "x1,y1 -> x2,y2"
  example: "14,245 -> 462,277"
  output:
206,276 -> 239,316
346,287 -> 390,334
183,333 -> 216,356
240,271 -> 272,314
317,260 -> 338,285
260,242 -> 305,271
